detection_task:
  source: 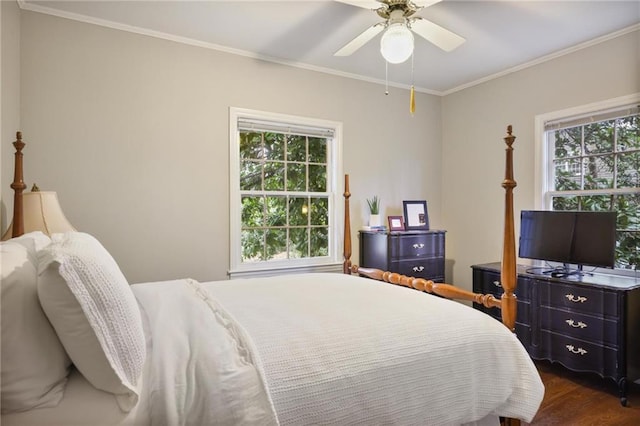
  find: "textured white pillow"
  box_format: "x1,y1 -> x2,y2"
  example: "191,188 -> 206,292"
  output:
38,232 -> 146,412
1,232 -> 71,413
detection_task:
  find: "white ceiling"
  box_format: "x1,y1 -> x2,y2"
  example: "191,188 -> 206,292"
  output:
20,0 -> 640,95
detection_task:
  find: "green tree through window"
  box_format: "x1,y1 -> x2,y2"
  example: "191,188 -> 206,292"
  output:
230,109 -> 342,274
547,111 -> 639,270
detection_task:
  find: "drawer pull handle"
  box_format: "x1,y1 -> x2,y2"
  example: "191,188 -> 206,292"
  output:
412,243 -> 425,249
566,345 -> 587,355
493,280 -> 502,288
413,266 -> 424,272
565,294 -> 587,303
565,319 -> 587,329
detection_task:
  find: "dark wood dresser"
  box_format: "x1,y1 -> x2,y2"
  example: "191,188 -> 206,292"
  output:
472,262 -> 640,406
359,230 -> 445,282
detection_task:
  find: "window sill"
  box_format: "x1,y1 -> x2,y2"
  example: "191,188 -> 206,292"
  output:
228,262 -> 343,280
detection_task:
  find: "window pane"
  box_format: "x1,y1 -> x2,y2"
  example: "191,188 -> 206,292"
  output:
240,132 -> 264,160
553,128 -> 581,158
584,120 -> 614,155
308,137 -> 327,163
308,164 -> 327,192
289,227 -> 308,258
554,159 -> 582,191
265,229 -> 287,260
617,116 -> 639,151
583,155 -> 613,190
552,196 -> 579,211
289,197 -> 308,226
310,227 -> 328,257
617,152 -> 640,189
310,197 -> 328,226
241,229 -> 265,262
264,132 -> 285,161
264,161 -> 285,191
287,135 -> 306,162
614,193 -> 640,231
240,160 -> 262,191
266,196 -> 286,226
616,231 -> 640,270
242,196 -> 264,227
579,195 -> 613,211
287,163 -> 306,191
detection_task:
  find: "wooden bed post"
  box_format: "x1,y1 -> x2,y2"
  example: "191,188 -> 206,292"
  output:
343,174 -> 352,274
501,125 -> 518,333
8,132 -> 26,238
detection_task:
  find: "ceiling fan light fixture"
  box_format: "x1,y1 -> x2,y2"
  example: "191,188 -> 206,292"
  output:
380,22 -> 414,64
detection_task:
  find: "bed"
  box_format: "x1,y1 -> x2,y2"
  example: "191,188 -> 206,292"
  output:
1,128 -> 543,425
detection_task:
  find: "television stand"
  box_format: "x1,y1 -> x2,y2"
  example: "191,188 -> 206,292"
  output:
472,262 -> 640,407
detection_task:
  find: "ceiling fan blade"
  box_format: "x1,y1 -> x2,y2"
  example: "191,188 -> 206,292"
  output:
334,24 -> 385,56
334,0 -> 382,10
410,17 -> 465,52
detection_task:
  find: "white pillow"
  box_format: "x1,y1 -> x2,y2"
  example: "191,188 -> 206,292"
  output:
1,232 -> 71,413
38,232 -> 146,412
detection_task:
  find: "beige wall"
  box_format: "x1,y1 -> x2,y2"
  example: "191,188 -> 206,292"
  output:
442,29 -> 640,292
4,7 -> 638,288
4,10 -> 442,283
1,0 -> 22,230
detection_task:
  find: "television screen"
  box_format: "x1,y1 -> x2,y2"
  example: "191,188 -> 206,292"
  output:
519,210 -> 616,269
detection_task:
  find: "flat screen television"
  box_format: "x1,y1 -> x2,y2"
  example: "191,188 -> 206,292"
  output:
518,210 -> 617,276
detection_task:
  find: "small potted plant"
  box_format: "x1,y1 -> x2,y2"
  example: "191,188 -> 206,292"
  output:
367,196 -> 381,227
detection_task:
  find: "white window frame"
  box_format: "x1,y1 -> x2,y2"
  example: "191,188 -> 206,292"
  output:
228,107 -> 343,279
534,93 -> 640,276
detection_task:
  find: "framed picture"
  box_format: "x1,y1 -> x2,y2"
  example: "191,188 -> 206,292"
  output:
387,215 -> 405,231
403,200 -> 429,230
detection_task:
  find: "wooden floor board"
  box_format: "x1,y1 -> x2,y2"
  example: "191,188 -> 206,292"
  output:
525,361 -> 640,425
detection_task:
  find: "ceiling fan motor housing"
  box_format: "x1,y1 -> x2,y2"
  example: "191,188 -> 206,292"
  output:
376,0 -> 420,20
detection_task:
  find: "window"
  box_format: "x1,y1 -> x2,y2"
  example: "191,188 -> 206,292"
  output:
535,95 -> 639,274
229,108 -> 343,278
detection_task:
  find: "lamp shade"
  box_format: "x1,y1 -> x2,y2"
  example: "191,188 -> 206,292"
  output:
2,191 -> 76,240
380,23 -> 414,64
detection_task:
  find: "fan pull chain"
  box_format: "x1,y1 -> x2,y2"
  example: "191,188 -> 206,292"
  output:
410,52 -> 415,115
385,60 -> 389,95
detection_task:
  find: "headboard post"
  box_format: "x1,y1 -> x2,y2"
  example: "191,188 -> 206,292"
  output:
343,174 -> 352,274
501,125 -> 518,332
9,132 -> 27,238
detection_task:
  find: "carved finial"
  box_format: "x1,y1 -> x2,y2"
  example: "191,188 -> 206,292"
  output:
14,132 -> 25,151
504,125 -> 516,149
31,183 -> 40,192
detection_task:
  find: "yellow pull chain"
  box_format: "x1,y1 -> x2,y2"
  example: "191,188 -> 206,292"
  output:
410,85 -> 415,115
409,53 -> 415,115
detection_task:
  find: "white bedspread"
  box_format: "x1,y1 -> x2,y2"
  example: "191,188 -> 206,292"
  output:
206,273 -> 544,425
4,273 -> 543,426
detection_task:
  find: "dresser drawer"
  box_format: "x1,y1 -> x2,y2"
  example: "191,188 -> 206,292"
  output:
389,233 -> 444,259
540,307 -> 618,347
539,331 -> 618,379
472,269 -> 531,302
540,283 -> 619,318
391,258 -> 444,281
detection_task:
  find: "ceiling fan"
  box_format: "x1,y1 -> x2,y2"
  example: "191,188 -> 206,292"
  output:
334,0 -> 465,64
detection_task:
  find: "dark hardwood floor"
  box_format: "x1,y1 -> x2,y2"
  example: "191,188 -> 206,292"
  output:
524,361 -> 640,425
